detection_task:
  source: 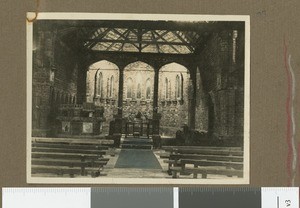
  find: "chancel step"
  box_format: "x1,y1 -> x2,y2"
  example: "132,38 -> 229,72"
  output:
121,137 -> 153,149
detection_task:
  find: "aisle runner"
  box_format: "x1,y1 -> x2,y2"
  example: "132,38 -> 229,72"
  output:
115,149 -> 162,169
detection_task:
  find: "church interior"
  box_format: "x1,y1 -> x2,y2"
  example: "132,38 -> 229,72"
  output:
30,19 -> 246,179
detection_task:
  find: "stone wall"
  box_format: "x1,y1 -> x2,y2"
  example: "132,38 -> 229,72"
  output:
32,26 -> 79,136
158,63 -> 190,137
86,61 -> 119,134
195,67 -> 209,132
86,61 -> 201,137
123,62 -> 155,119
195,29 -> 244,142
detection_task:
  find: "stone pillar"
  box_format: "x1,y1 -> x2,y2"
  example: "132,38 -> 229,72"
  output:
76,63 -> 87,104
188,68 -> 197,130
112,66 -> 124,147
152,67 -> 161,148
117,68 -> 124,116
153,68 -> 159,115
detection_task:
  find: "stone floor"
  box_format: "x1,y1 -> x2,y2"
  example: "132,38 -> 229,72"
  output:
32,147 -> 238,179
99,148 -> 233,179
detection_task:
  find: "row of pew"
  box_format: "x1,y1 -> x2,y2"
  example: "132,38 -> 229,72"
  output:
31,138 -> 114,178
161,146 -> 244,179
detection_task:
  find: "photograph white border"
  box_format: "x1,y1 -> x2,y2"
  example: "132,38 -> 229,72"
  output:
26,12 -> 250,184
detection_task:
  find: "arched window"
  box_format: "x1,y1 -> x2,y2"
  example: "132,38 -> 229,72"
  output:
175,74 -> 183,99
175,75 -> 180,98
106,77 -> 110,97
97,72 -> 103,97
165,78 -> 169,99
137,83 -> 142,99
109,75 -> 114,98
127,78 -> 133,98
146,78 -> 151,99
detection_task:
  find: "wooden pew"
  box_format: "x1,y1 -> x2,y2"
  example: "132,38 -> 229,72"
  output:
32,142 -> 109,151
162,146 -> 242,156
32,137 -> 114,146
32,147 -> 106,156
32,158 -> 109,167
162,146 -> 243,178
31,158 -> 109,177
166,153 -> 243,163
32,152 -> 103,160
31,140 -> 112,178
170,166 -> 243,179
31,165 -> 104,177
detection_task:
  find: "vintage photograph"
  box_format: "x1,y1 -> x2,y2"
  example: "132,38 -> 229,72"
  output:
27,13 -> 250,184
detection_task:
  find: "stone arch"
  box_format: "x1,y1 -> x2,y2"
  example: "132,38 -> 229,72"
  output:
124,61 -> 155,72
158,62 -> 190,137
159,62 -> 189,101
158,61 -> 190,73
123,61 -> 155,118
86,60 -> 119,103
124,61 -> 155,101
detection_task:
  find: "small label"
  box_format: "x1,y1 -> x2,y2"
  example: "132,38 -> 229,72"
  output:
262,187 -> 299,208
2,188 -> 91,208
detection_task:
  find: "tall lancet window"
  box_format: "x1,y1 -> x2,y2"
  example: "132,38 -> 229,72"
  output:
97,72 -> 103,97
165,78 -> 169,99
109,75 -> 114,98
146,78 -> 151,99
175,74 -> 183,99
137,83 -> 142,99
232,30 -> 238,63
175,75 -> 180,99
127,78 -> 133,98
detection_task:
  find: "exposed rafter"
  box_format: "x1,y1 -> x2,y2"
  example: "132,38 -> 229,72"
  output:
152,31 -> 181,54
86,28 -> 112,49
47,19 -> 243,55
106,29 -> 129,51
171,31 -> 194,52
151,30 -> 160,53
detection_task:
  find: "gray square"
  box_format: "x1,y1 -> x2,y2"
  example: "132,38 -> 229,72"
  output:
91,187 -> 173,208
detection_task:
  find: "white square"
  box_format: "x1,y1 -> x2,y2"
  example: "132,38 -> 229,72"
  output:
2,188 -> 91,208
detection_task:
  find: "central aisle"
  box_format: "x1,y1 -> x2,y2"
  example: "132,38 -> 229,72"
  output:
114,149 -> 162,169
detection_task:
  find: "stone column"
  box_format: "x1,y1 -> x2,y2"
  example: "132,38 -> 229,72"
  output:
117,68 -> 124,116
152,67 -> 161,148
76,62 -> 88,104
153,67 -> 159,115
188,67 -> 197,130
112,66 -> 124,147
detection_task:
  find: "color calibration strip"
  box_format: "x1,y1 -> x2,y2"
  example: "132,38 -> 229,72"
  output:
2,187 -> 299,208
